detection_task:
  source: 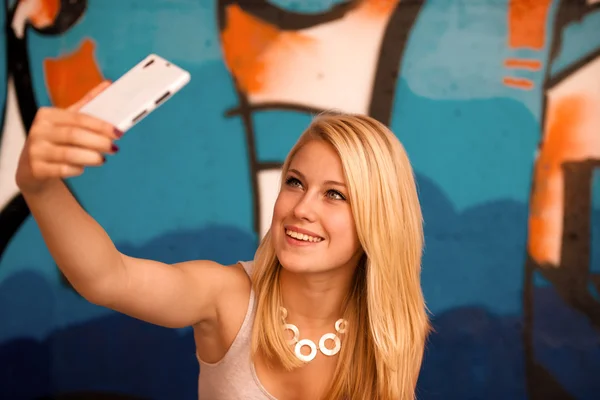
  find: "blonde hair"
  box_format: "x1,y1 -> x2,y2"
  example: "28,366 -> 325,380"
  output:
250,111 -> 430,399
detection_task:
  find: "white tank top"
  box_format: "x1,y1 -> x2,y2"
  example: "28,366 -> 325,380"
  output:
196,261 -> 277,399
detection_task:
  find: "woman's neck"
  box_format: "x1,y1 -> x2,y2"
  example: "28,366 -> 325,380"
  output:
278,264 -> 355,330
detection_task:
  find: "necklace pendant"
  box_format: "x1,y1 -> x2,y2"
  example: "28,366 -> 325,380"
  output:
335,319 -> 347,334
283,323 -> 300,345
295,339 -> 317,362
318,333 -> 341,356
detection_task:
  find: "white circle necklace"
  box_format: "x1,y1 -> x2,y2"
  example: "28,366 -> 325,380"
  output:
280,306 -> 348,362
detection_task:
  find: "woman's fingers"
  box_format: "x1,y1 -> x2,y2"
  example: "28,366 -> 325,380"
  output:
35,107 -> 120,140
30,141 -> 106,167
29,160 -> 86,180
50,125 -> 117,154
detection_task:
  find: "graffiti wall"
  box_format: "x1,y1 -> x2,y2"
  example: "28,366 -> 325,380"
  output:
1,0 -> 599,399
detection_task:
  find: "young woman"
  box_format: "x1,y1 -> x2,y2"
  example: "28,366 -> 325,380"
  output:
15,82 -> 430,399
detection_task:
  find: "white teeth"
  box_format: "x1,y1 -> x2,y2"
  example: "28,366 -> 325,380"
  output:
285,229 -> 322,243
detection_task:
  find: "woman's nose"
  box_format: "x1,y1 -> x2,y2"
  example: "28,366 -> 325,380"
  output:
293,194 -> 318,222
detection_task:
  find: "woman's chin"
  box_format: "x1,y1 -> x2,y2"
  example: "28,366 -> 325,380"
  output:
278,253 -> 320,274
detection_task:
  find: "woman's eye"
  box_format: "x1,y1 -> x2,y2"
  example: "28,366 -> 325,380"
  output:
285,177 -> 302,188
327,190 -> 346,201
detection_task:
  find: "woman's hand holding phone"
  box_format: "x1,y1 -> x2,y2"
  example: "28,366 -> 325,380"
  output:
16,81 -> 121,195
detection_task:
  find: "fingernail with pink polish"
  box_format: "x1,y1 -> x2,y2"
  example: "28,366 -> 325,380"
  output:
114,128 -> 124,138
111,144 -> 119,153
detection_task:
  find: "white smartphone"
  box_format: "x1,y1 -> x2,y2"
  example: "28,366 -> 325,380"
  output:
79,54 -> 191,132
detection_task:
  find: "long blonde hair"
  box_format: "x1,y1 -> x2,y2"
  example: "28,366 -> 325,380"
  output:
250,111 -> 430,399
